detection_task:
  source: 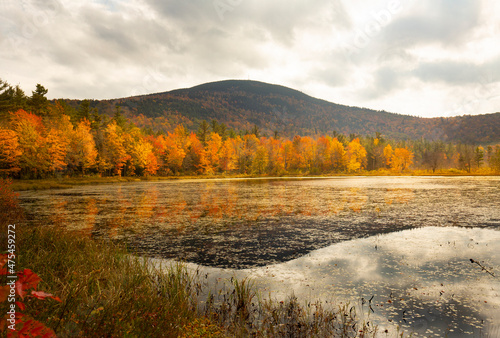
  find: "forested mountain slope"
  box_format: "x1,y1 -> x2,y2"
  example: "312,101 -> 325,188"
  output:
63,80 -> 499,144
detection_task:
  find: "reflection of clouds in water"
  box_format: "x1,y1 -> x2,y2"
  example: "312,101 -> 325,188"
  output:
380,227 -> 500,265
19,177 -> 500,335
18,177 -> 500,268
189,227 -> 500,336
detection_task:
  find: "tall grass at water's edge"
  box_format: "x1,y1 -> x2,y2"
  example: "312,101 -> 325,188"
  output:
2,224 -> 383,337
1,179 -> 383,337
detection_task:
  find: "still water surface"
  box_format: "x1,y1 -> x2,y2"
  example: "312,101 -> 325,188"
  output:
19,176 -> 500,336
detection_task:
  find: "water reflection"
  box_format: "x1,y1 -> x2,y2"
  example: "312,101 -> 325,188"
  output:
19,177 -> 500,269
18,177 -> 500,336
166,227 -> 500,337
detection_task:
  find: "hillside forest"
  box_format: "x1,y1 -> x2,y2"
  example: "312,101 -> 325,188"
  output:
1,79 -> 500,179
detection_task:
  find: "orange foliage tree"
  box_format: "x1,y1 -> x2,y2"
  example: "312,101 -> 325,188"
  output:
68,119 -> 98,174
99,121 -> 130,176
391,147 -> 414,172
0,129 -> 22,176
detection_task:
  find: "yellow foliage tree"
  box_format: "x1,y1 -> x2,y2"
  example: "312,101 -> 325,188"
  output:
219,138 -> 237,172
100,121 -> 130,176
251,145 -> 269,174
347,138 -> 367,173
330,137 -> 347,171
206,132 -> 222,170
391,148 -> 414,172
383,144 -> 393,168
67,119 -> 98,174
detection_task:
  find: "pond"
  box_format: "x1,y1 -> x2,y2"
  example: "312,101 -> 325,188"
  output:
19,176 -> 500,336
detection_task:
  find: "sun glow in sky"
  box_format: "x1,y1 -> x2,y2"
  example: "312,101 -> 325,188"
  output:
1,0 -> 500,117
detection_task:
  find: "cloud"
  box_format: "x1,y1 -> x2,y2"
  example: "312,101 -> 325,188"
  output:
413,56 -> 500,86
380,0 -> 482,48
0,0 -> 499,117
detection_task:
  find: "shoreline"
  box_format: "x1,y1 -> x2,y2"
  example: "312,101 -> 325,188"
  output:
11,171 -> 500,191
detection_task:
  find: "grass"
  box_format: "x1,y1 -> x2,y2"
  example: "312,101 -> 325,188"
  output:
11,168 -> 499,191
10,174 -> 258,191
2,224 -> 380,337
0,178 -> 382,337
2,224 -> 224,337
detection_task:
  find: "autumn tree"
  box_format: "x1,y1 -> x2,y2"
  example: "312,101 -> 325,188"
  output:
316,136 -> 331,171
251,145 -> 269,174
45,128 -> 68,173
390,148 -> 414,172
265,137 -> 285,174
234,134 -> 257,173
346,138 -> 367,172
300,136 -> 316,172
205,132 -> 222,171
9,110 -> 48,177
168,125 -> 188,172
184,132 -> 208,173
124,127 -> 158,176
383,144 -> 393,169
280,139 -> 293,172
330,137 -> 347,171
0,129 -> 22,176
64,119 -> 98,174
219,138 -> 237,172
99,121 -> 130,176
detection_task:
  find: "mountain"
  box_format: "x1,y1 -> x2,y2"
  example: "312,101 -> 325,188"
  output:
67,80 -> 500,144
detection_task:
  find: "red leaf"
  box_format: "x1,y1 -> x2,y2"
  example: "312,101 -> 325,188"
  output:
31,291 -> 54,300
0,268 -> 8,275
17,269 -> 42,289
16,283 -> 26,300
16,269 -> 41,300
16,316 -> 57,338
16,301 -> 26,311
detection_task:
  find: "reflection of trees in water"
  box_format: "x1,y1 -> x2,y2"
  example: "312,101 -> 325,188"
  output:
27,178 -> 499,267
82,198 -> 98,236
67,183 -> 420,241
50,199 -> 68,225
134,186 -> 159,219
347,188 -> 368,212
384,188 -> 414,205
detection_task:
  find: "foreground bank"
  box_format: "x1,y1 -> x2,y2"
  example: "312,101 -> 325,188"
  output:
1,180 -> 376,337
10,168 -> 499,191
3,225 -> 380,337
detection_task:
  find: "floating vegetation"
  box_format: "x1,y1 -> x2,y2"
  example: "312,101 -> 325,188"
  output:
18,176 -> 500,336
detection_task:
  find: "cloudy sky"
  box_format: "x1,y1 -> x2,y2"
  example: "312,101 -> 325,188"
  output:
1,0 -> 500,118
